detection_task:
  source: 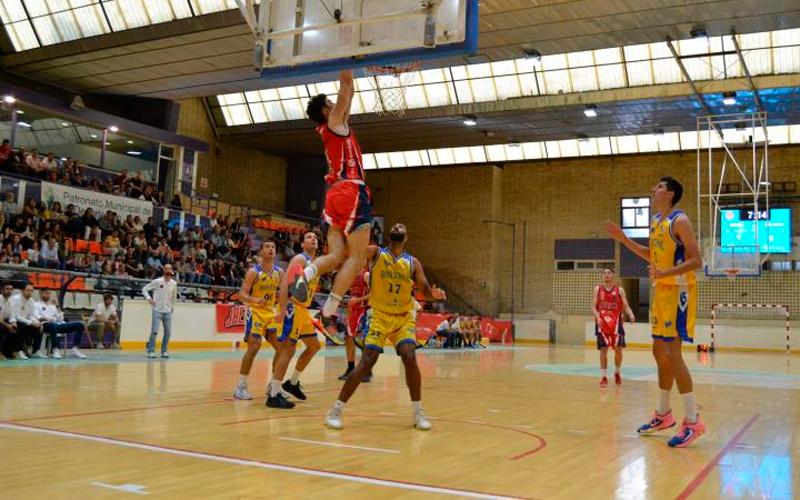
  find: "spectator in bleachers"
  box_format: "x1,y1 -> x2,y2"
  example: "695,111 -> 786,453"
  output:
9,284 -> 40,359
88,293 -> 120,349
40,152 -> 56,173
25,148 -> 42,176
170,194 -> 182,209
40,236 -> 60,268
1,192 -> 15,218
35,289 -> 87,359
0,139 -> 11,168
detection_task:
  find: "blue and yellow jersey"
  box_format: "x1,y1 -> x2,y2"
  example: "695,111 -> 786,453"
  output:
369,247 -> 416,315
249,263 -> 282,312
292,252 -> 319,308
649,209 -> 696,287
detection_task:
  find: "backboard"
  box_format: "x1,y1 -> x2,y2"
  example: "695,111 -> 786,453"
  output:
236,0 -> 478,86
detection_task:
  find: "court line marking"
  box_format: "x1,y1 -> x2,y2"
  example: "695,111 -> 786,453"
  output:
91,482 -> 149,495
10,399 -> 230,422
279,437 -> 399,454
0,421 -> 529,500
222,413 -> 547,461
675,413 -> 759,500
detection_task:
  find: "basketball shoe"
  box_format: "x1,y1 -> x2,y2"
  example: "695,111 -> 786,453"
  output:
599,376 -> 609,388
668,415 -> 706,448
614,372 -> 622,385
637,410 -> 676,434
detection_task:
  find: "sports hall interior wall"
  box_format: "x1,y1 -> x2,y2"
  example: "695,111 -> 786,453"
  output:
177,98 -> 287,212
368,145 -> 800,326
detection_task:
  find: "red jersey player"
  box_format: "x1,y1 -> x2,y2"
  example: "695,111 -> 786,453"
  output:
592,268 -> 635,387
290,70 -> 373,343
339,266 -> 370,381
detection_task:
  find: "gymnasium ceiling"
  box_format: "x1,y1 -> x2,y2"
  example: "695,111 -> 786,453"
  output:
2,0 -> 800,156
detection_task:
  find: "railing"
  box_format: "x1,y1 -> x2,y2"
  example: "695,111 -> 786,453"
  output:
0,265 -> 239,310
425,270 -> 481,316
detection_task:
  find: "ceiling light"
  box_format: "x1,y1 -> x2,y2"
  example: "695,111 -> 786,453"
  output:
61,122 -> 69,127
722,91 -> 737,106
126,140 -> 134,144
3,96 -> 15,104
126,151 -> 142,156
109,126 -> 119,133
690,27 -> 709,44
16,110 -> 24,115
759,181 -> 771,186
90,134 -> 98,138
17,121 -> 31,128
523,48 -> 542,63
105,142 -> 111,146
583,104 -> 598,118
463,115 -> 477,126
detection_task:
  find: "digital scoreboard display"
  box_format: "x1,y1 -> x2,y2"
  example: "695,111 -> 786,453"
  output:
720,208 -> 792,254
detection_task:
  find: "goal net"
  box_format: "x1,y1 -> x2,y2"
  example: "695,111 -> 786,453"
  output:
710,303 -> 791,354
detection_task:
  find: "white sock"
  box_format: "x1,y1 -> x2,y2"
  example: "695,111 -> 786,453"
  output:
290,369 -> 301,385
615,366 -> 621,374
333,400 -> 345,410
601,368 -> 608,377
303,264 -> 318,282
658,389 -> 671,414
682,392 -> 697,423
271,379 -> 283,397
412,401 -> 422,412
322,293 -> 343,317
238,375 -> 247,388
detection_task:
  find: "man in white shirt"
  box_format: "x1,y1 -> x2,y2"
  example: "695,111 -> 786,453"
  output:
435,315 -> 457,349
88,293 -> 120,349
35,289 -> 87,359
142,264 -> 178,359
0,282 -> 18,359
9,284 -> 40,359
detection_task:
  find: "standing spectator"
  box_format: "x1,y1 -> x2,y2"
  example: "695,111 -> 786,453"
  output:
39,152 -> 57,173
1,192 -> 16,218
35,289 -> 87,359
0,282 -> 18,359
0,139 -> 11,169
9,284 -> 41,358
25,148 -> 42,176
88,293 -> 120,349
142,264 -> 177,359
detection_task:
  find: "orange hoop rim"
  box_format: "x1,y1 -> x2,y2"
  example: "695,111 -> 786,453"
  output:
365,61 -> 422,77
723,268 -> 741,279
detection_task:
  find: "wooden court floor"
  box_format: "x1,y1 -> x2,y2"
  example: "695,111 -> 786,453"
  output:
0,344 -> 798,499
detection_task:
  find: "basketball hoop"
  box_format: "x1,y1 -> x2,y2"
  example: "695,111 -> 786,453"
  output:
723,268 -> 741,281
362,61 -> 422,117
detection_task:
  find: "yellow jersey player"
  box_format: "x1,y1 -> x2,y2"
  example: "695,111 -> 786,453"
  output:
233,240 -> 282,400
605,176 -> 706,448
325,223 -> 445,431
267,230 -> 322,409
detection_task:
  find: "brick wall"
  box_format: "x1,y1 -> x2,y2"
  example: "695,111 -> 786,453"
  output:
369,146 -> 800,316
177,99 -> 287,213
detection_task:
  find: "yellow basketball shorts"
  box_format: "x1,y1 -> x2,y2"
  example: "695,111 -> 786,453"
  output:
244,307 -> 278,341
278,302 -> 317,343
651,283 -> 696,342
364,309 -> 417,354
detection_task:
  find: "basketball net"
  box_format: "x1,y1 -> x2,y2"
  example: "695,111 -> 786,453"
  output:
362,62 -> 421,117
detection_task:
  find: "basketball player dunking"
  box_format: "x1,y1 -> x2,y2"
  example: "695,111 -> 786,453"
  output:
605,176 -> 706,448
233,240 -> 282,400
592,268 -> 634,387
291,70 -> 372,340
325,223 -> 445,431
